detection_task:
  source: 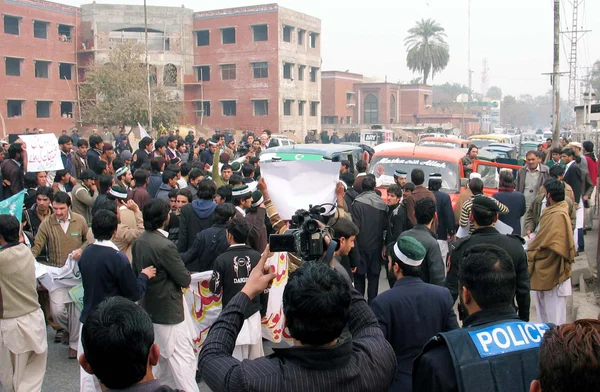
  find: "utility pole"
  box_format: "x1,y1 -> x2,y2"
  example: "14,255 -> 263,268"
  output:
144,0 -> 153,135
467,0 -> 472,102
552,0 -> 561,148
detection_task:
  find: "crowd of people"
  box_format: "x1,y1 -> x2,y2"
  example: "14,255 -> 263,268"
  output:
0,127 -> 599,392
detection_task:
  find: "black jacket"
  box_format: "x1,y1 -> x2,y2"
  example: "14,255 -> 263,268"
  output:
412,307 -> 520,392
85,148 -> 102,174
400,225 -> 445,286
178,200 -> 216,252
182,223 -> 228,272
446,227 -> 530,321
351,191 -> 388,251
386,202 -> 411,246
432,190 -> 455,239
492,190 -> 526,235
209,244 -> 262,317
132,148 -> 151,170
372,276 -> 459,392
147,172 -> 162,198
563,162 -> 583,203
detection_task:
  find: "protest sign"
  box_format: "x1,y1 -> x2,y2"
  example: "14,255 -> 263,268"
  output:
260,160 -> 340,220
19,134 -> 64,172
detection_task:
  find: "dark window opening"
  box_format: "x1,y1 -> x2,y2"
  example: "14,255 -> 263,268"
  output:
298,101 -> 305,116
309,32 -> 319,48
196,30 -> 209,46
346,92 -> 353,101
284,100 -> 292,116
163,64 -> 177,86
298,29 -> 305,45
283,63 -> 293,80
59,63 -> 73,80
222,101 -> 236,116
221,28 -> 235,44
310,67 -> 318,82
221,64 -> 236,80
283,25 -> 293,42
4,15 -> 20,35
35,61 -> 50,78
252,62 -> 268,78
253,24 -> 268,42
60,102 -> 73,118
310,101 -> 319,117
36,101 -> 51,118
7,100 -> 23,117
164,38 -> 170,51
58,24 -> 72,42
34,21 -> 48,39
298,65 -> 305,81
195,101 -> 211,117
5,57 -> 21,76
254,100 -> 268,116
196,66 -> 210,82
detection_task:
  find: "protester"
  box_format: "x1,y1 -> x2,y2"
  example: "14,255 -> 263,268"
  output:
78,209 -> 156,391
454,172 -> 479,224
1,142 -> 27,198
531,319 -> 600,392
372,236 -> 458,392
527,179 -> 575,324
414,245 -> 547,391
86,135 -> 104,175
131,199 -> 197,392
447,196 -> 530,321
133,136 -> 154,171
245,190 -> 268,253
492,170 -> 526,235
517,151 -> 550,231
400,198 -> 445,286
0,214 -> 48,392
92,174 -> 114,214
462,145 -> 478,178
561,148 -> 584,251
114,165 -> 132,191
178,179 -> 217,252
24,186 -> 53,236
72,170 -> 98,225
351,175 -> 388,304
147,158 -> 164,198
458,178 -> 509,235
568,141 -> 588,171
199,255 -> 396,391
545,147 -> 564,168
404,169 -> 437,230
58,135 -> 74,181
53,169 -> 72,194
429,173 -> 454,263
127,169 -> 150,209
31,191 -> 88,358
155,170 -> 178,201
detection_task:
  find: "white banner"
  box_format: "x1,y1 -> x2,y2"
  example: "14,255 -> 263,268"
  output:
19,134 -> 64,172
260,160 -> 340,220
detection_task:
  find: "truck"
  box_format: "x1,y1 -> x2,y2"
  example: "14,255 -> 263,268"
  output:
360,125 -> 394,147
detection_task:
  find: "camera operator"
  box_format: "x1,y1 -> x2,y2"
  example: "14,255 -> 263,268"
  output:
198,245 -> 396,392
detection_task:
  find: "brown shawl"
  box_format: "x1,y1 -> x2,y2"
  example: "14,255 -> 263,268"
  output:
527,201 -> 576,291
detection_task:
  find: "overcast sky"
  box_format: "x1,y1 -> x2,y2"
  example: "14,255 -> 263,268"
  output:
61,0 -> 600,99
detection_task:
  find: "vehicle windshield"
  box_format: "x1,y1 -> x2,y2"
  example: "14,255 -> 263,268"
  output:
419,141 -> 461,149
368,156 -> 459,192
469,139 -> 493,148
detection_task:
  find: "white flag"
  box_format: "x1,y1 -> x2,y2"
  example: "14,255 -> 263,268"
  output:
138,122 -> 150,139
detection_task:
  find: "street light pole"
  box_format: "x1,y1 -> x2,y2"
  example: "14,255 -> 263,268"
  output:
551,0 -> 561,148
144,0 -> 153,135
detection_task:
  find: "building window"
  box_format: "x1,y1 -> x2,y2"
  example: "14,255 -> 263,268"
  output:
194,101 -> 211,117
164,38 -> 170,51
59,63 -> 73,80
221,27 -> 235,44
221,64 -> 236,80
5,57 -> 21,76
58,24 -> 72,42
346,92 -> 353,101
36,101 -> 51,118
252,62 -> 268,79
196,30 -> 209,46
424,94 -> 430,106
34,60 -> 50,78
283,63 -> 293,80
33,20 -> 48,39
390,94 -> 396,122
310,67 -> 318,82
4,15 -> 20,35
252,24 -> 268,42
298,65 -> 305,81
283,100 -> 293,116
283,25 -> 293,42
222,101 -> 236,116
60,101 -> 73,117
196,66 -> 210,82
347,116 -> 352,124
364,94 -> 379,124
310,101 -> 319,117
297,29 -> 305,45
253,100 -> 268,116
298,101 -> 305,116
309,32 -> 319,48
7,100 -> 23,117
163,63 -> 177,86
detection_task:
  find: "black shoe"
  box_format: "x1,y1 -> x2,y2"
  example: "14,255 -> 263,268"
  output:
578,247 -> 585,253
54,329 -> 65,343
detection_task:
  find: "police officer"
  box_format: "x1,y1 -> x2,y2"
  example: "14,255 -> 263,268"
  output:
445,196 -> 530,321
413,245 -> 550,392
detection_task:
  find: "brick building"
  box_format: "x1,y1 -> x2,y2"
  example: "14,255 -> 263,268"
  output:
321,71 -> 480,134
0,1 -> 321,139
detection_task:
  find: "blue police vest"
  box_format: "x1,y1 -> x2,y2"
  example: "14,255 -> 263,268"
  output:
439,320 -> 551,392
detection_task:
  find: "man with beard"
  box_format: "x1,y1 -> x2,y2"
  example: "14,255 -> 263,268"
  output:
1,142 -> 27,199
71,139 -> 89,180
414,245 -> 548,392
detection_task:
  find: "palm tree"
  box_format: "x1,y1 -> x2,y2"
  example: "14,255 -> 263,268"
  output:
405,18 -> 450,85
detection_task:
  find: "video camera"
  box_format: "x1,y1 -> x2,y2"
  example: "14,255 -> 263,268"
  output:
269,205 -> 329,262
237,142 -> 251,156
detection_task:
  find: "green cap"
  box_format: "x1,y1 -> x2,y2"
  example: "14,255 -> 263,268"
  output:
393,236 -> 426,266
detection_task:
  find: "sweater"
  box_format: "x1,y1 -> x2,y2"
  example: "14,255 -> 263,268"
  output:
31,211 -> 88,267
0,243 -> 40,319
79,242 -> 148,323
72,181 -> 98,225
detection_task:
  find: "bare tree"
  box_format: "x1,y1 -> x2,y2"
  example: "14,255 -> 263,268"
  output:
79,41 -> 182,128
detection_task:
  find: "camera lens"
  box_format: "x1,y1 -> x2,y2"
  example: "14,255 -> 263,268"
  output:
305,219 -> 319,234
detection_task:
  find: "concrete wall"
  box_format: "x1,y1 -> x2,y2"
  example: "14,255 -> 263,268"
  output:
0,0 -> 80,135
